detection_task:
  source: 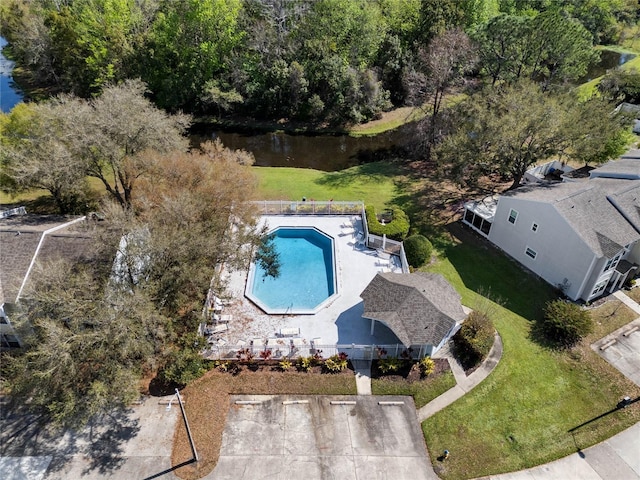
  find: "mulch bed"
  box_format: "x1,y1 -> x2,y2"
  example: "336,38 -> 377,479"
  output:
371,358 -> 450,383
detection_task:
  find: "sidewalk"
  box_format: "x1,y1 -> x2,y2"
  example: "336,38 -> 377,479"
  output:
417,332 -> 503,421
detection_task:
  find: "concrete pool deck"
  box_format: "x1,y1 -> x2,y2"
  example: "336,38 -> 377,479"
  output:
217,215 -> 403,349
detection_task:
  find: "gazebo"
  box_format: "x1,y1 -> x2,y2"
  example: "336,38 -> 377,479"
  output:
360,272 -> 466,357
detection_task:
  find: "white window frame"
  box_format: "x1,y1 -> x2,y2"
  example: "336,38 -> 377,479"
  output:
591,279 -> 608,297
508,209 -> 518,225
531,222 -> 538,232
604,252 -> 622,272
525,246 -> 537,259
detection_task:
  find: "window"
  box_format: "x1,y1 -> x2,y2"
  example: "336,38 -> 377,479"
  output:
525,247 -> 537,259
508,209 -> 518,224
604,252 -> 622,272
591,280 -> 608,297
531,223 -> 538,232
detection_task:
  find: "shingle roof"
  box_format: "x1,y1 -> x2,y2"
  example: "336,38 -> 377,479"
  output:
0,214 -> 93,304
503,178 -> 640,257
360,272 -> 465,347
591,158 -> 640,179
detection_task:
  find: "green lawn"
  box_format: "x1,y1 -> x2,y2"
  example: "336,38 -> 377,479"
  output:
371,371 -> 456,408
252,161 -> 411,211
421,227 -> 640,479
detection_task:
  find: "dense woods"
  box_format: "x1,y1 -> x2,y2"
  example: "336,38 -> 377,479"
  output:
1,0 -> 637,124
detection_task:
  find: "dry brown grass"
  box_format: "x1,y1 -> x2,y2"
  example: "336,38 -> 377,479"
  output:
171,366 -> 356,480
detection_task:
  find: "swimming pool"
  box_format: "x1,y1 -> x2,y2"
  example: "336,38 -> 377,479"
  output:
246,227 -> 337,314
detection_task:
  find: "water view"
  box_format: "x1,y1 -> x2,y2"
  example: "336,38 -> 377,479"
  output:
0,36 -> 23,112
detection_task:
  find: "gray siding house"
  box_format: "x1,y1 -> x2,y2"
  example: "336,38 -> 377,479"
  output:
463,154 -> 640,302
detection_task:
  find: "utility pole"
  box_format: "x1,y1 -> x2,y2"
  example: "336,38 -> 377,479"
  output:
175,388 -> 199,462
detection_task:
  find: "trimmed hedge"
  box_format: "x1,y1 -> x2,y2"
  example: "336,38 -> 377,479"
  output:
365,206 -> 410,240
403,234 -> 433,267
452,311 -> 495,370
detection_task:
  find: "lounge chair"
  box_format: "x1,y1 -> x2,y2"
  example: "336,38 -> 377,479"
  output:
376,249 -> 391,260
280,327 -> 300,337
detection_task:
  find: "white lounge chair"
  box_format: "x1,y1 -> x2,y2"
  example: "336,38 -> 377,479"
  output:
376,249 -> 391,260
280,327 -> 300,337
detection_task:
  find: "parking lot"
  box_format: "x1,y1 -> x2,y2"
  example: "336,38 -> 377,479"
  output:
208,395 -> 439,480
592,318 -> 640,386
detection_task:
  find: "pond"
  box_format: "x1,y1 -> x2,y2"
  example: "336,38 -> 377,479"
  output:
577,49 -> 636,83
190,122 -> 415,172
0,36 -> 24,113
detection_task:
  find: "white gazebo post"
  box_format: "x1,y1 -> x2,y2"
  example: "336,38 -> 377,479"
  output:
382,234 -> 387,251
370,318 -> 375,335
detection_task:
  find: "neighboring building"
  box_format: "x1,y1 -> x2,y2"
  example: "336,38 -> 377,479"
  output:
360,272 -> 466,356
462,153 -> 640,302
0,211 -> 90,349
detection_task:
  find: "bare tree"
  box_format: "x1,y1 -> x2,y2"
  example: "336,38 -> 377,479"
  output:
73,79 -> 191,209
406,29 -> 477,155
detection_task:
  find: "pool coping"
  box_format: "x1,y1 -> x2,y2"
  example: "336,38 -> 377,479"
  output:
244,225 -> 340,315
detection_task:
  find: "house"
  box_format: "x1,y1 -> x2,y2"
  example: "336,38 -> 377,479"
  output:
0,211 -> 90,349
360,272 -> 467,357
462,153 -> 640,302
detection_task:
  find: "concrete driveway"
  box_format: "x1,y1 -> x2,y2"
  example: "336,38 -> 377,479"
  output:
592,318 -> 640,386
209,395 -> 439,480
0,396 -> 179,480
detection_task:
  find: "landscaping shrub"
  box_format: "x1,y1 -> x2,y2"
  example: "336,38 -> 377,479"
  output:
365,205 -> 410,240
279,359 -> 293,371
540,299 -> 593,347
453,311 -> 495,370
324,353 -> 349,372
403,234 -> 433,267
159,348 -> 206,387
378,357 -> 403,373
418,356 -> 435,376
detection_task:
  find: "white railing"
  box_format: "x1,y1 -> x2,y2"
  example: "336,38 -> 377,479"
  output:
365,233 -> 410,273
253,200 -> 364,215
202,343 -> 432,361
0,206 -> 27,218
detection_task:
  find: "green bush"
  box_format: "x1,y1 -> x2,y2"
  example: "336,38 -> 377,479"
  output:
378,357 -> 403,373
365,206 -> 410,240
453,311 -> 495,369
403,234 -> 433,267
540,300 -> 593,347
159,348 -> 206,387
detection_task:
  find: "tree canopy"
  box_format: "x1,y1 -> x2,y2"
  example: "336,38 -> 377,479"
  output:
2,0 -> 630,125
437,80 -> 631,188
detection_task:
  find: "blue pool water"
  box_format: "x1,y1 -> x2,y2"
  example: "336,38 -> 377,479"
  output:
248,227 -> 336,313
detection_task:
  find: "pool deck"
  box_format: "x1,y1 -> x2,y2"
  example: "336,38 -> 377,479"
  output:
217,215 -> 403,349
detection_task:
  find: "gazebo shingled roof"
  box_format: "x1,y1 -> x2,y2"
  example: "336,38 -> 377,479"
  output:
360,272 -> 466,347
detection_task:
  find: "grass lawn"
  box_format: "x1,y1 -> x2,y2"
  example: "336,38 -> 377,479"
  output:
371,370 -> 456,408
624,286 -> 640,304
252,161 -> 412,211
420,226 -> 640,479
172,368 -> 356,480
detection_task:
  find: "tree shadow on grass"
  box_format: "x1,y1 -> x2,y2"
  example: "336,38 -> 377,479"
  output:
314,159 -> 405,189
441,222 -> 557,321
